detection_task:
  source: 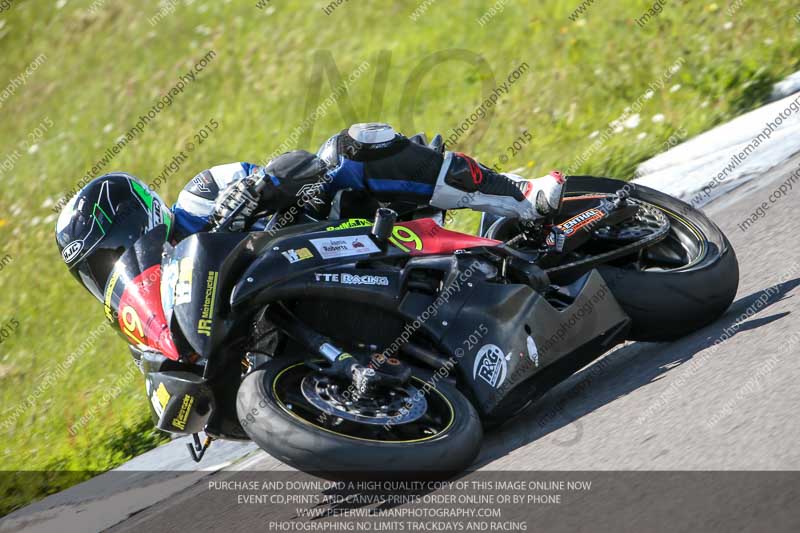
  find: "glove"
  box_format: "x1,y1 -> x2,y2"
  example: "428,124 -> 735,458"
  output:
261,150 -> 330,214
212,177 -> 260,232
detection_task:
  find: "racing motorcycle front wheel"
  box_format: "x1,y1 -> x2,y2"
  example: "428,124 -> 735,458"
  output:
237,357 -> 482,476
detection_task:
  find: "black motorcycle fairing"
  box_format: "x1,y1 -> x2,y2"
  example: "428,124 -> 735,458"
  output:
230,225 -> 413,312
145,371 -> 215,435
162,220 -> 343,379
172,214 -> 633,420
434,269 -> 630,415
229,221 -> 631,417
164,232 -> 250,361
129,345 -> 197,375
102,225 -> 186,361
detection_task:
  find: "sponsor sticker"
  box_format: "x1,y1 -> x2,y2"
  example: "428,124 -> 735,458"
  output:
473,344 -> 508,388
104,270 -> 121,321
557,208 -> 605,236
172,394 -> 195,431
175,257 -> 193,305
527,335 -> 539,367
62,240 -> 84,263
310,235 -> 380,260
151,382 -> 170,417
160,260 -> 179,313
281,247 -> 314,264
314,272 -> 390,286
326,219 -> 372,231
197,271 -> 218,337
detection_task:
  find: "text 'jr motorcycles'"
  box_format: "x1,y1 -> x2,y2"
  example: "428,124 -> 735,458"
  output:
106,165 -> 738,475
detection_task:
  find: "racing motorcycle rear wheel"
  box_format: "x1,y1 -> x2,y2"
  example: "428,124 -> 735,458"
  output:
487,176 -> 739,341
237,357 -> 482,476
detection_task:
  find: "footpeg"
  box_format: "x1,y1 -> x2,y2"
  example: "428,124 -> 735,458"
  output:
187,433 -> 213,463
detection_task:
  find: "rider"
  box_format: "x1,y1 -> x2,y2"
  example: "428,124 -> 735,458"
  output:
56,123 -> 565,301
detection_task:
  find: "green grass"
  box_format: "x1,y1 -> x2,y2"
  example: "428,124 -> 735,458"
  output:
0,0 -> 798,515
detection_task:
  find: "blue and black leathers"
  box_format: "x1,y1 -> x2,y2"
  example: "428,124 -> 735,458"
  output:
172,123 -> 563,237
172,128 -> 444,235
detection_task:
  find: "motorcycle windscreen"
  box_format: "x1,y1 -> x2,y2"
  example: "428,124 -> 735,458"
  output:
103,225 -> 181,361
162,232 -> 250,361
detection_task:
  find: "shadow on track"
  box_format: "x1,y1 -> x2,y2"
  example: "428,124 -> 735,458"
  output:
474,277 -> 800,465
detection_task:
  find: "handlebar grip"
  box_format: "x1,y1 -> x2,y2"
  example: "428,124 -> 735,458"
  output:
210,170 -> 271,233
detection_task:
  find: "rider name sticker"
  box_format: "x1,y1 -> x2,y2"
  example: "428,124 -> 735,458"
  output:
309,235 -> 380,260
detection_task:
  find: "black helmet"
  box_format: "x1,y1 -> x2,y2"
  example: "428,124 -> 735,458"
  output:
55,173 -> 172,302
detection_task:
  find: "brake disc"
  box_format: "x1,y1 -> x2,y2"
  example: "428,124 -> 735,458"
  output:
593,202 -> 668,242
300,374 -> 427,425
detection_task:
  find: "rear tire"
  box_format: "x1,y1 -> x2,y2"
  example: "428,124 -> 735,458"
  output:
566,176 -> 739,341
237,357 -> 483,477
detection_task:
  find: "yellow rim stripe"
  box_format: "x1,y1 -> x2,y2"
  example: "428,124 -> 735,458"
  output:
271,362 -> 456,444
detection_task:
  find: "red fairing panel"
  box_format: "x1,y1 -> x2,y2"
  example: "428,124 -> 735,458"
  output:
390,218 -> 500,256
116,265 -> 180,360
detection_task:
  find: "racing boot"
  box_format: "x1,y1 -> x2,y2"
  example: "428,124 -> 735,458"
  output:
429,152 -> 566,220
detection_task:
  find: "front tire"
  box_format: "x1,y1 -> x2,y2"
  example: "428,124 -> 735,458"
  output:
236,357 -> 483,476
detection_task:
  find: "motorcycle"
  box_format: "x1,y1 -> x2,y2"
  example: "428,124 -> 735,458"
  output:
104,150 -> 739,475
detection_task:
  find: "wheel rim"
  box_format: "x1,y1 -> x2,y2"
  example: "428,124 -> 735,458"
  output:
271,362 -> 456,443
300,373 -> 428,425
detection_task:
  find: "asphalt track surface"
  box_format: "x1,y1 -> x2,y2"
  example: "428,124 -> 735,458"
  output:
5,154 -> 800,532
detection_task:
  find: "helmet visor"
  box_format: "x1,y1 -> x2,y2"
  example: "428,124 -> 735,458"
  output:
73,248 -> 124,302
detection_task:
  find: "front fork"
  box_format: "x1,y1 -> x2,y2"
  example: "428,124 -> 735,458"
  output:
266,303 -> 352,364
265,304 -> 410,399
